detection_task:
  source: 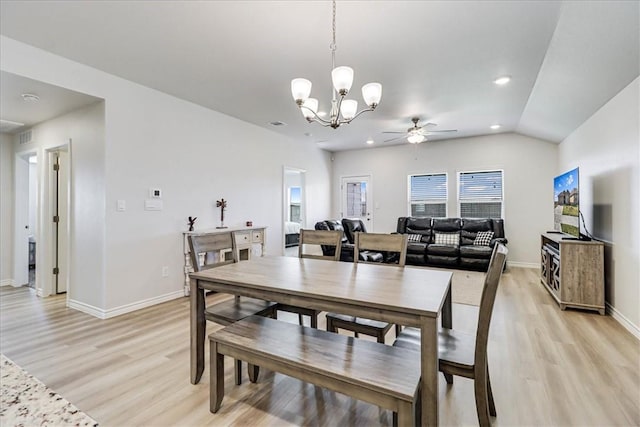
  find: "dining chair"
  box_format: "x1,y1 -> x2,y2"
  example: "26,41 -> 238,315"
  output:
276,229 -> 343,328
393,243 -> 508,427
188,232 -> 277,385
326,232 -> 408,343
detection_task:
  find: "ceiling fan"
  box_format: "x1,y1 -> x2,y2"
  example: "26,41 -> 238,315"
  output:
383,117 -> 457,143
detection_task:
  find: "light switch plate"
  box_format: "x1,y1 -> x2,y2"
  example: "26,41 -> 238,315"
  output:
144,199 -> 163,211
117,200 -> 126,211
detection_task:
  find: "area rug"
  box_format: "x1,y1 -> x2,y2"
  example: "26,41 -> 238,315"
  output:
0,354 -> 98,427
451,270 -> 486,306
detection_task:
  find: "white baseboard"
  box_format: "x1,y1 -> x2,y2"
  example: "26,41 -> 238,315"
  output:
507,261 -> 539,269
68,290 -> 185,319
606,302 -> 640,340
0,279 -> 16,287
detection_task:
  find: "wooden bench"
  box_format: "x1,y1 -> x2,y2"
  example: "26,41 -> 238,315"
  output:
209,315 -> 422,426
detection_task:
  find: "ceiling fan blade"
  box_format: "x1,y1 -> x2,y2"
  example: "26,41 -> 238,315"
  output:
383,135 -> 406,143
382,131 -> 407,134
422,129 -> 457,133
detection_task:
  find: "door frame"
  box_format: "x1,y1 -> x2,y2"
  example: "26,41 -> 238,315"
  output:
13,151 -> 34,287
340,175 -> 373,230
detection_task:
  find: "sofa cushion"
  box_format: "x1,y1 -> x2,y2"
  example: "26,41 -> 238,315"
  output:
434,232 -> 460,246
432,218 -> 462,232
462,218 -> 493,232
342,218 -> 367,244
474,231 -> 494,246
427,244 -> 460,256
407,242 -> 427,254
460,245 -> 493,258
405,217 -> 432,242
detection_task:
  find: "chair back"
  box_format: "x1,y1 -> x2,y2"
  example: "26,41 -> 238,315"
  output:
474,243 -> 508,368
298,229 -> 343,261
188,232 -> 237,272
354,232 -> 408,267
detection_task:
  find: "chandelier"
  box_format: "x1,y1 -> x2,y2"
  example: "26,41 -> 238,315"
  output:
290,0 -> 382,129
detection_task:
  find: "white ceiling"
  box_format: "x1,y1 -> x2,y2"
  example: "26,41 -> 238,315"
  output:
0,1 -> 638,151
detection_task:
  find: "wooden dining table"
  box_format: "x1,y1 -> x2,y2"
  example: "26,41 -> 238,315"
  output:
190,256 -> 453,426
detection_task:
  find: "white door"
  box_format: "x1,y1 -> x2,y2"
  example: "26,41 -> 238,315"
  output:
54,151 -> 69,293
341,176 -> 373,229
14,154 -> 30,286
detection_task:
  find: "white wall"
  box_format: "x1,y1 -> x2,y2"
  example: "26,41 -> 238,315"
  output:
559,77 -> 639,333
1,35 -> 332,316
331,133 -> 558,266
0,134 -> 14,284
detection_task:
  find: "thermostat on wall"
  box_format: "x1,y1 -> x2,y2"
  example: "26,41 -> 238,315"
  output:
150,188 -> 162,198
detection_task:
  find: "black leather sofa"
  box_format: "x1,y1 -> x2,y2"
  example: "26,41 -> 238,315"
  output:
314,219 -> 355,262
396,217 -> 507,271
314,218 -> 386,262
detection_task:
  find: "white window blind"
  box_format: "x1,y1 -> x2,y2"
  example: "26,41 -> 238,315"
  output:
458,170 -> 503,218
409,174 -> 447,217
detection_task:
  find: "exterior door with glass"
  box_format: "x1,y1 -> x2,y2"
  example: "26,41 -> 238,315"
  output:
340,176 -> 372,229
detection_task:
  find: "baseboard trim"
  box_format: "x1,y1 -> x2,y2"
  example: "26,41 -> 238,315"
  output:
0,279 -> 16,287
507,261 -> 539,269
68,290 -> 185,319
606,302 -> 640,340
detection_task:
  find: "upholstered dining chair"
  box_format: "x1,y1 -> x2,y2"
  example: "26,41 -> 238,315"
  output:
393,243 -> 508,427
276,229 -> 343,328
326,232 -> 408,343
188,232 -> 277,385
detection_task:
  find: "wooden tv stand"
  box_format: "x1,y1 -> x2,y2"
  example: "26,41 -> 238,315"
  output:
540,232 -> 605,315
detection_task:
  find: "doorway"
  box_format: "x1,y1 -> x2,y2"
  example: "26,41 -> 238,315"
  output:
283,167 -> 306,256
340,175 -> 373,230
49,148 -> 69,294
13,152 -> 35,287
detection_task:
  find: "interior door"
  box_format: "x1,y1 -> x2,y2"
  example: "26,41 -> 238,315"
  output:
341,175 -> 372,229
54,150 -> 69,293
14,154 -> 30,286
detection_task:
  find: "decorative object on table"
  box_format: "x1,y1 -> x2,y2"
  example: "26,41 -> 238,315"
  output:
216,199 -> 228,229
290,0 -> 382,129
187,216 -> 197,231
246,221 -> 253,227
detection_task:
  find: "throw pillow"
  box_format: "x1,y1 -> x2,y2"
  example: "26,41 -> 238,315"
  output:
473,231 -> 494,246
407,234 -> 422,243
434,232 -> 459,246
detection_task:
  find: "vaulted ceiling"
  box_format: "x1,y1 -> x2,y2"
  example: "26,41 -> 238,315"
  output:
1,1 -> 638,151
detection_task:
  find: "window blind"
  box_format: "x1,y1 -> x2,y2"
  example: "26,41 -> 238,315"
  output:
459,171 -> 503,200
410,174 -> 447,201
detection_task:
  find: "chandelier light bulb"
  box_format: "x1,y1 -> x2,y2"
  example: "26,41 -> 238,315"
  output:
340,100 -> 358,120
362,82 -> 382,107
291,78 -> 312,103
301,98 -> 318,119
331,66 -> 354,95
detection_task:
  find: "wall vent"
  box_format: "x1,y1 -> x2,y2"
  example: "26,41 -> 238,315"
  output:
19,130 -> 32,145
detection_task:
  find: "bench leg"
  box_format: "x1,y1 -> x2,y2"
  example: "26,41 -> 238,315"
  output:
310,313 -> 317,329
234,359 -> 242,385
210,340 -> 225,413
248,363 -> 260,383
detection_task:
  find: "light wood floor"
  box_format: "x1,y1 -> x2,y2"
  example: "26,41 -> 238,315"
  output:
1,267 -> 638,426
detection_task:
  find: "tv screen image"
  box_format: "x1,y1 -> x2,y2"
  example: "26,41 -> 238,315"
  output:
553,167 -> 580,237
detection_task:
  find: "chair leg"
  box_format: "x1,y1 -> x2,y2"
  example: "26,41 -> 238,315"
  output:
443,372 -> 454,384
474,368 -> 491,427
377,331 -> 385,344
298,313 -> 304,326
326,317 -> 334,332
234,359 -> 242,385
395,324 -> 402,337
310,312 -> 318,329
248,363 -> 260,383
210,341 -> 225,413
487,366 -> 496,416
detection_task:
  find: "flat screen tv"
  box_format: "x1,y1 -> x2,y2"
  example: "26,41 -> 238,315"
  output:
553,167 -> 580,237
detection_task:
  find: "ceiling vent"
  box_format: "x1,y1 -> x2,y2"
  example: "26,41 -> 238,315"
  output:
19,130 -> 32,145
269,121 -> 287,127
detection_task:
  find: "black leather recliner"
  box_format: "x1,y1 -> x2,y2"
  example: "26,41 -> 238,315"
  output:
315,219 -> 384,263
314,220 -> 354,262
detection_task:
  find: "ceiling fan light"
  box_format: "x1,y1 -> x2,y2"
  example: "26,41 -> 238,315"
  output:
408,134 -> 425,144
301,98 -> 318,119
332,66 -> 354,95
291,78 -> 312,103
340,99 -> 358,120
362,82 -> 382,108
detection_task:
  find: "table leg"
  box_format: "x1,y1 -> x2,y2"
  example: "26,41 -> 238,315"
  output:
191,277 -> 205,384
442,280 -> 452,329
420,315 -> 438,426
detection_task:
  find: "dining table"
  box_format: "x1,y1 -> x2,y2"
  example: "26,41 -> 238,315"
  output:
190,255 -> 453,426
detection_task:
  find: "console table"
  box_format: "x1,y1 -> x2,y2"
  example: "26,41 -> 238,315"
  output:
182,226 -> 267,296
540,232 -> 604,314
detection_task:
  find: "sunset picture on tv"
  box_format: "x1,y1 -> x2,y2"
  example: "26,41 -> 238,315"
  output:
553,167 -> 580,237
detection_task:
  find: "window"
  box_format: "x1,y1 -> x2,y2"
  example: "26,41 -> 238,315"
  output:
289,187 -> 301,222
408,173 -> 447,217
458,170 -> 503,218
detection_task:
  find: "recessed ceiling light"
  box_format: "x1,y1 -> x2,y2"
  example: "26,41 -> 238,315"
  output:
21,93 -> 40,102
493,76 -> 511,85
490,124 -> 501,130
366,138 -> 374,145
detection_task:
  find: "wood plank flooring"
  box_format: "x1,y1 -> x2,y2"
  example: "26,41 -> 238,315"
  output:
1,267 -> 638,426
